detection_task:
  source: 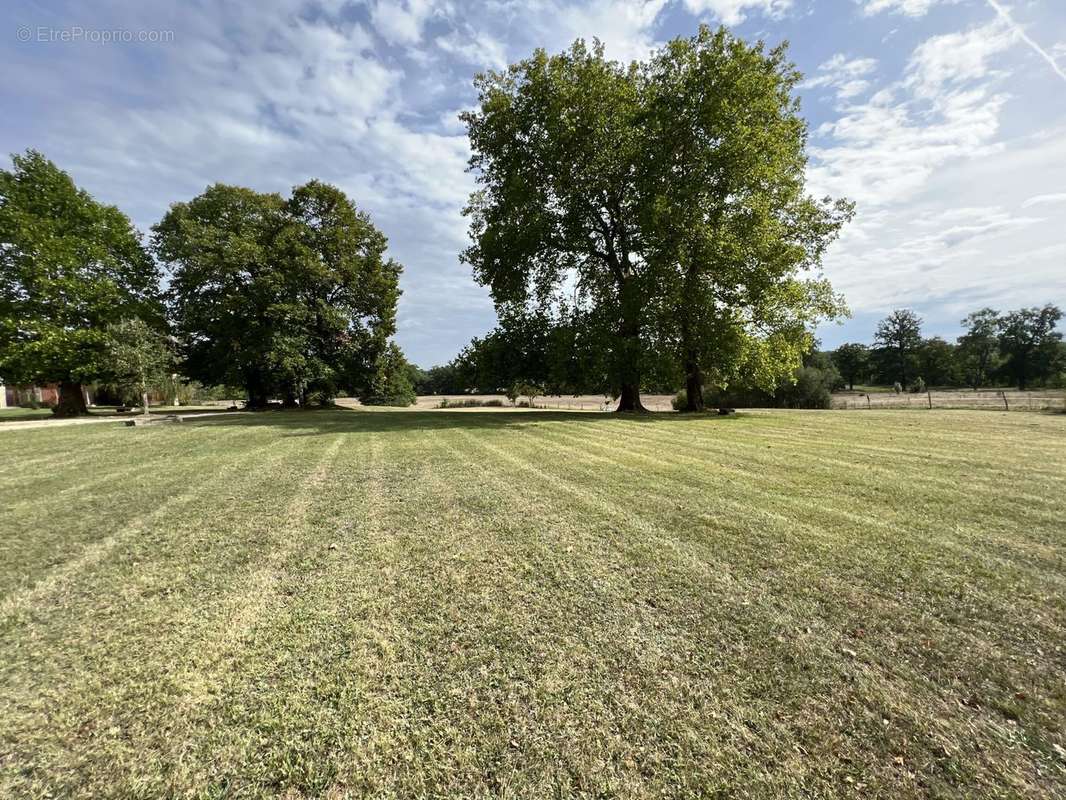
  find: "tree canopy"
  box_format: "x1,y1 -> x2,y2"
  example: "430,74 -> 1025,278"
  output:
998,304 -> 1063,390
0,150 -> 162,415
154,181 -> 404,407
640,26 -> 851,411
874,309 -> 923,389
461,27 -> 850,412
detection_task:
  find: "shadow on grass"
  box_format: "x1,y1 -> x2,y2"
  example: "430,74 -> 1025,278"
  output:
186,406 -> 747,436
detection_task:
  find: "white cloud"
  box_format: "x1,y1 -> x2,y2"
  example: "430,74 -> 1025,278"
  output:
539,0 -> 668,63
436,29 -> 508,69
370,0 -> 441,45
905,19 -> 1015,98
681,0 -> 792,26
801,54 -> 879,100
808,17 -> 1066,324
859,0 -> 956,16
1021,193 -> 1066,209
808,20 -> 1020,209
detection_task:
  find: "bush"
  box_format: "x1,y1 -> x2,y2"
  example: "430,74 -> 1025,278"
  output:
910,376 -> 927,394
702,364 -> 837,410
671,389 -> 687,411
436,397 -> 505,409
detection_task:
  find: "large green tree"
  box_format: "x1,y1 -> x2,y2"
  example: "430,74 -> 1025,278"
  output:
874,309 -> 923,389
461,30 -> 849,413
832,343 -> 869,390
956,308 -> 1000,389
641,26 -> 851,412
997,304 -> 1062,390
154,181 -> 402,407
462,40 -> 652,411
0,151 -> 161,415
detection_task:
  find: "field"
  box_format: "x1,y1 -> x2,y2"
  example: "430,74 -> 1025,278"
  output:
2,408 -> 1065,798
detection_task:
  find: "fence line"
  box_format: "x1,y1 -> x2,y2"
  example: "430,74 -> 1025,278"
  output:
833,390 -> 1066,412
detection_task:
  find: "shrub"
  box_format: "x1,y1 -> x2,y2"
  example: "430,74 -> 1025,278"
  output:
702,364 -> 837,410
671,389 -> 688,411
437,397 -> 505,408
910,376 -> 927,394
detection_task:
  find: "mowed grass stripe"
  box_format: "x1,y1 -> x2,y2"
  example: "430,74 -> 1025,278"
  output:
541,418 -> 1066,578
0,422 -> 251,501
586,412 -> 1066,501
517,418 -> 1066,633
522,419 -> 1066,688
448,425 -> 930,795
153,430 -> 429,796
551,413 -> 1066,575
454,422 -> 1061,797
0,428 -> 337,797
0,429 -> 277,605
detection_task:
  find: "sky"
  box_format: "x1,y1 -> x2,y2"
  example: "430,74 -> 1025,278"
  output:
4,0 -> 1066,366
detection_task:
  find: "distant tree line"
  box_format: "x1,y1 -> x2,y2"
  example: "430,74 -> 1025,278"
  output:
0,151 -> 415,415
832,307 -> 1064,392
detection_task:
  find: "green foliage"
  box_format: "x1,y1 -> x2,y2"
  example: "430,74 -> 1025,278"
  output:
916,337 -> 958,387
462,38 -> 651,408
437,398 -> 504,408
957,308 -> 1001,389
874,309 -> 923,389
997,304 -> 1062,390
705,360 -> 840,409
104,318 -> 174,411
361,343 -> 416,407
461,28 -> 849,411
0,150 -> 161,414
641,27 -> 851,410
155,181 -> 402,406
832,343 -> 869,390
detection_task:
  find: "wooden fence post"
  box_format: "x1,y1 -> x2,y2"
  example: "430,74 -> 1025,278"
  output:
866,394 -> 871,410
927,390 -> 932,409
1001,392 -> 1009,411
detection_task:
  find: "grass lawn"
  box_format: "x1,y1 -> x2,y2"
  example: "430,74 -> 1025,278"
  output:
0,407 -> 53,423
1,409 -> 1064,798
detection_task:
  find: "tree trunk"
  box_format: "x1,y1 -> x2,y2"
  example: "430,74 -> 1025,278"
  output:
54,381 -> 89,416
614,276 -> 647,413
616,382 -> 646,413
683,358 -> 705,413
141,390 -> 151,416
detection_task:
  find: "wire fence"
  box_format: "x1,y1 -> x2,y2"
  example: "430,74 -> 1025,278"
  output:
833,390 -> 1066,412
412,391 -> 1065,414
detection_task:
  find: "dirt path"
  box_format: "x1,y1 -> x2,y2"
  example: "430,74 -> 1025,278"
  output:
0,410 -> 242,432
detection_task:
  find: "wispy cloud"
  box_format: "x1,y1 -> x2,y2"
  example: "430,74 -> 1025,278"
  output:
680,0 -> 792,26
1021,193 -> 1066,209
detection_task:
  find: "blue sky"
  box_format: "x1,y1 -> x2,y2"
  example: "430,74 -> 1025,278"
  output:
4,0 -> 1066,366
